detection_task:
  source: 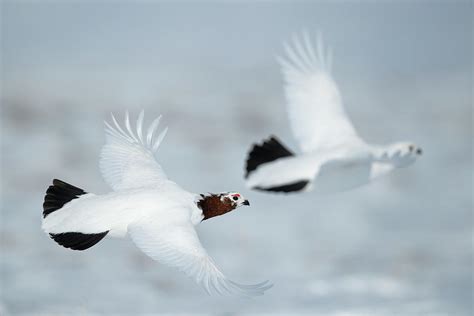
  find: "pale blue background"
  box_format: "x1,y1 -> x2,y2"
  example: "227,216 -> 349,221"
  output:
1,1 -> 472,315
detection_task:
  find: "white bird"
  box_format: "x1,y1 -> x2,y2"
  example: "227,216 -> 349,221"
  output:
245,32 -> 422,193
42,111 -> 272,297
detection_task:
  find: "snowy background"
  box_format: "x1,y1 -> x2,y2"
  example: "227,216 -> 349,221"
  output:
1,1 -> 472,315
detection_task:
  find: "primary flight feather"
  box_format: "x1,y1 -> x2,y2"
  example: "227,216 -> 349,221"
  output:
245,32 -> 422,193
42,110 -> 272,297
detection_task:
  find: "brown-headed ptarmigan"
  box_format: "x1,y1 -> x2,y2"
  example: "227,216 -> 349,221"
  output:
42,111 -> 272,297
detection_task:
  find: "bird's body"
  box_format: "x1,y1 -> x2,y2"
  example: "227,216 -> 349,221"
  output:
42,111 -> 271,297
42,182 -> 201,238
245,32 -> 422,194
247,142 -> 375,194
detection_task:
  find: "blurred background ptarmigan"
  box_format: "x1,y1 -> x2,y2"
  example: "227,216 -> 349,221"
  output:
42,111 -> 272,297
245,32 -> 423,194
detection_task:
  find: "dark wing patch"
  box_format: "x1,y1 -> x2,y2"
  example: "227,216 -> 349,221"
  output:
43,179 -> 86,218
49,231 -> 109,251
245,135 -> 294,178
253,180 -> 309,193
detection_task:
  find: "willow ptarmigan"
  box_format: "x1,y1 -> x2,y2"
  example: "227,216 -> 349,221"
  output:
245,32 -> 422,194
42,111 -> 272,297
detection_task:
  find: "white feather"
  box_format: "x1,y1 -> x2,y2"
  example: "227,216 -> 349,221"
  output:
152,127 -> 168,152
124,111 -> 139,143
146,115 -> 162,147
111,113 -> 133,142
136,109 -> 145,144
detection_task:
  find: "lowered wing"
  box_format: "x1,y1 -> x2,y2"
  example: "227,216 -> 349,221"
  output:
128,217 -> 272,297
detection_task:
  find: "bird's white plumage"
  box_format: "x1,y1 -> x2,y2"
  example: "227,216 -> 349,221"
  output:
100,110 -> 169,191
43,111 -> 272,296
278,32 -> 362,153
128,217 -> 271,296
246,32 -> 421,193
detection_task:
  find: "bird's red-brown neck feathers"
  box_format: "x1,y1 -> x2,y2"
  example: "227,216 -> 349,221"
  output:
197,194 -> 237,221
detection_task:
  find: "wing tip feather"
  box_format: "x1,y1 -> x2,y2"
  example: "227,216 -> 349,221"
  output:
279,30 -> 332,75
104,111 -> 168,152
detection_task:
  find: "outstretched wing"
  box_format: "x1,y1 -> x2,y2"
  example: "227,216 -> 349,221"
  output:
128,217 -> 272,297
100,110 -> 169,191
278,32 -> 362,153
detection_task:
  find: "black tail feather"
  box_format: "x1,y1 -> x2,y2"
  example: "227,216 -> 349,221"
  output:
245,135 -> 294,178
254,180 -> 309,193
50,231 -> 109,251
43,179 -> 86,218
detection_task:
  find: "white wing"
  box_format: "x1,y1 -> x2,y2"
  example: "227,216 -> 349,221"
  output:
100,110 -> 169,191
128,217 -> 272,297
278,32 -> 362,153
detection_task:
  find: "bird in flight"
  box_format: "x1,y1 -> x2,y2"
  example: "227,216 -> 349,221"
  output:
245,32 -> 422,194
42,111 -> 272,296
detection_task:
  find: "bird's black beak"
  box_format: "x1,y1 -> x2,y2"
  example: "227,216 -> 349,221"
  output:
243,200 -> 250,206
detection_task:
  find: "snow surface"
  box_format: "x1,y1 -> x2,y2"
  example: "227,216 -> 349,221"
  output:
1,2 -> 472,315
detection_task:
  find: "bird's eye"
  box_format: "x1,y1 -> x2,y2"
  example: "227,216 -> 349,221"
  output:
233,196 -> 239,201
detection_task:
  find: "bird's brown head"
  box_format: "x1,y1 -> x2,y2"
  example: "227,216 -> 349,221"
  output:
197,192 -> 250,221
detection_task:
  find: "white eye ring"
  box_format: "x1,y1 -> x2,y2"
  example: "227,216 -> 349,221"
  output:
232,196 -> 239,201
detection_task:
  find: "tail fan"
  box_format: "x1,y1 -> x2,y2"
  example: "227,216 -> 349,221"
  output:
43,179 -> 109,251
245,136 -> 294,178
43,179 -> 86,218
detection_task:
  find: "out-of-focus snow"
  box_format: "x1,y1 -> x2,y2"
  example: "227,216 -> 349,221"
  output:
1,2 -> 472,315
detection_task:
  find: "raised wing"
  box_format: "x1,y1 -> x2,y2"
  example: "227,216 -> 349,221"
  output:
100,110 -> 169,191
278,32 -> 362,153
128,218 -> 272,297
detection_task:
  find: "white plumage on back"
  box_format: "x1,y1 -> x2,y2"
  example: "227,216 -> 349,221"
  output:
278,32 -> 362,153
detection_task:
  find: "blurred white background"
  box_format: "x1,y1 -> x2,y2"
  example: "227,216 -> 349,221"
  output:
1,1 -> 472,315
